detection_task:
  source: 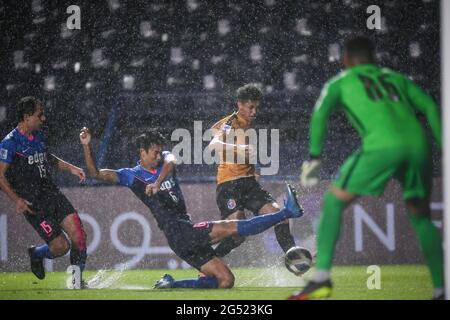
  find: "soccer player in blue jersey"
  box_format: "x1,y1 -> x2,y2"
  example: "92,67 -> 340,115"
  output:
80,127 -> 303,289
0,97 -> 88,284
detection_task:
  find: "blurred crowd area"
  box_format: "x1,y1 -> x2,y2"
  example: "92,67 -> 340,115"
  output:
0,0 -> 441,185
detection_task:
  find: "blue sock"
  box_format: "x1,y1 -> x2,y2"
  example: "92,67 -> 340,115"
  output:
237,208 -> 291,236
172,276 -> 218,289
31,244 -> 53,259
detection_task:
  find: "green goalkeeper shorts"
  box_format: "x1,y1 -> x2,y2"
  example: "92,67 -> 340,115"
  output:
333,147 -> 432,200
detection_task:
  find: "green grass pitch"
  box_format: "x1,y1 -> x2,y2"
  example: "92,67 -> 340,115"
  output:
0,265 -> 432,300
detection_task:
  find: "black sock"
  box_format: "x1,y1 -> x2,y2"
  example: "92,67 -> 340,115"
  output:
70,248 -> 87,273
274,223 -> 296,253
215,236 -> 245,257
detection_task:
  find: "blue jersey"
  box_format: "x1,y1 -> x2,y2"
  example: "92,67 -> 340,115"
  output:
0,128 -> 57,202
116,151 -> 189,230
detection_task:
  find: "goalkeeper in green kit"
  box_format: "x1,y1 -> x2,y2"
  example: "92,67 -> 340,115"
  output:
289,37 -> 444,300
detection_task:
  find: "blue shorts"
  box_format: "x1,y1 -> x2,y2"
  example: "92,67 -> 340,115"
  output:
162,219 -> 216,270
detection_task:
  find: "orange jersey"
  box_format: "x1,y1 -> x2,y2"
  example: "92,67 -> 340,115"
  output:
211,112 -> 256,185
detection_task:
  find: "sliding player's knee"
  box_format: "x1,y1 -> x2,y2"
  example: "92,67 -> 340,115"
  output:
217,272 -> 235,289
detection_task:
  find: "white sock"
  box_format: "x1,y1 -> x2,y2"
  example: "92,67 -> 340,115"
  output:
311,270 -> 331,283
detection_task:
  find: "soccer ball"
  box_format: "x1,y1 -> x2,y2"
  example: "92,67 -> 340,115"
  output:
284,246 -> 313,276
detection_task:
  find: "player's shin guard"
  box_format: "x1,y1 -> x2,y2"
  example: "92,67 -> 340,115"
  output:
315,191 -> 347,270
408,214 -> 444,289
172,276 -> 219,289
237,208 -> 292,236
274,223 -> 296,253
215,236 -> 245,257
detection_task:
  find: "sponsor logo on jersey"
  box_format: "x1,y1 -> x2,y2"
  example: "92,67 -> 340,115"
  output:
227,199 -> 237,210
28,152 -> 46,165
160,177 -> 176,191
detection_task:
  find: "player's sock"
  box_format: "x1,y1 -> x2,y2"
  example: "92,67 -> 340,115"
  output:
315,191 -> 347,270
172,276 -> 219,289
70,248 -> 87,272
408,214 -> 444,289
214,236 -> 245,257
31,244 -> 53,259
274,223 -> 296,253
70,213 -> 87,273
237,208 -> 292,236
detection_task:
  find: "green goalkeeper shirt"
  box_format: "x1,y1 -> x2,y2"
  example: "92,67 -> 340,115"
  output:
309,64 -> 441,157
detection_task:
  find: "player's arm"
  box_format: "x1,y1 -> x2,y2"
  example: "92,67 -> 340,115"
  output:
79,127 -> 119,184
0,162 -> 33,214
301,80 -> 341,187
405,78 -> 442,148
156,153 -> 176,185
48,154 -> 86,182
145,153 -> 176,196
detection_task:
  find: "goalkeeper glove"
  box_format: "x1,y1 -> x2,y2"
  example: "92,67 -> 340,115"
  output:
300,159 -> 321,187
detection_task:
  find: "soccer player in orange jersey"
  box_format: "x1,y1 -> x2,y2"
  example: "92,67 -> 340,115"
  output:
209,84 -> 301,263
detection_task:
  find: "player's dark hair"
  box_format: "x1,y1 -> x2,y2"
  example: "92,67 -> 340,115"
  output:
237,84 -> 263,102
344,36 -> 375,62
16,96 -> 43,123
135,129 -> 166,152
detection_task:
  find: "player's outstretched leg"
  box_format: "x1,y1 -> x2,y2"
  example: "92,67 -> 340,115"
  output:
214,211 -> 246,257
236,184 -> 303,237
